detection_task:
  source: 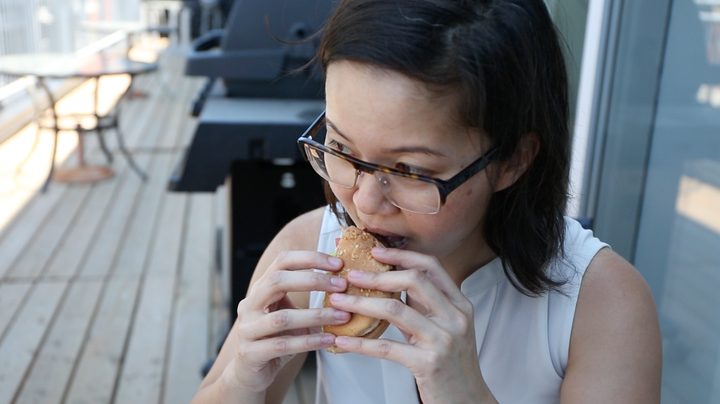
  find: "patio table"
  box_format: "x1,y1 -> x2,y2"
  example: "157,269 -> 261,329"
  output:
0,52 -> 158,189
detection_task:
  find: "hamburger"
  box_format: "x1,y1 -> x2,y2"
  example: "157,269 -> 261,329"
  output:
323,226 -> 401,354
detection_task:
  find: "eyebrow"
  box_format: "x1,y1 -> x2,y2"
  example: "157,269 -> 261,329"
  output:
325,117 -> 448,158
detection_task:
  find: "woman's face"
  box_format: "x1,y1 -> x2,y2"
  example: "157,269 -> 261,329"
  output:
325,61 -> 498,279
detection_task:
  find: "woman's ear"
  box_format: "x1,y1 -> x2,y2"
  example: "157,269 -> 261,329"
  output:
493,132 -> 540,192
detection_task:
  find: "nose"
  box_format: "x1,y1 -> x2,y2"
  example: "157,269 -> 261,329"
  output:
352,171 -> 397,215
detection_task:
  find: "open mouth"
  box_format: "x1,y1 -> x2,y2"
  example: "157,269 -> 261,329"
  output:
368,232 -> 408,249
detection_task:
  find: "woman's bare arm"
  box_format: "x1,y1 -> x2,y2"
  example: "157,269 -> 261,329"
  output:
561,248 -> 662,403
191,207 -> 326,404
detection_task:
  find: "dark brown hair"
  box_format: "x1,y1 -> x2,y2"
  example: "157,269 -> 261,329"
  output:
318,0 -> 570,296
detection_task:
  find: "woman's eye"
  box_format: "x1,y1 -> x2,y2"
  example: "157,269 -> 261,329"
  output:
327,140 -> 352,154
395,163 -> 429,176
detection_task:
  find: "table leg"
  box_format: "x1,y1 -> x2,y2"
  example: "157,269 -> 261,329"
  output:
95,126 -> 114,164
114,123 -> 148,181
52,124 -> 114,183
50,77 -> 114,184
76,125 -> 85,165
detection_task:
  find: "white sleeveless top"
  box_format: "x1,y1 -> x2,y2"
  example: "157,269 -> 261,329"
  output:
309,206 -> 608,404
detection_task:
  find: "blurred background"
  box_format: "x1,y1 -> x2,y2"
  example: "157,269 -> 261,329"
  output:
0,0 -> 718,403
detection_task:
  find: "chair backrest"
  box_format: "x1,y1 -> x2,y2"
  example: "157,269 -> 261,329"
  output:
220,0 -> 333,52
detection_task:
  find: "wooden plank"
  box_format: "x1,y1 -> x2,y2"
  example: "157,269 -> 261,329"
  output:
153,65 -> 192,150
13,280 -> 104,404
0,51 -> 205,404
43,159 -> 129,279
163,194 -> 214,404
78,91 -> 177,279
128,63 -> 186,152
113,275 -> 176,404
5,184 -> 93,280
0,184 -> 68,279
4,120 -> 149,281
62,276 -> 140,404
113,158 -> 189,403
100,64 -> 205,402
0,282 -> 33,339
113,189 -> 188,402
147,194 -> 188,278
0,122 -> 76,243
108,152 -> 175,278
0,187 -> 39,245
0,281 -> 67,404
0,55 -> 183,401
69,63 -> 177,280
64,151 -> 178,403
74,154 -> 151,279
157,68 -> 204,149
0,53 -> 168,281
114,76 -> 157,148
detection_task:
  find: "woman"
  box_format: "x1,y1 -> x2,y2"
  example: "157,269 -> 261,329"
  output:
192,0 -> 662,403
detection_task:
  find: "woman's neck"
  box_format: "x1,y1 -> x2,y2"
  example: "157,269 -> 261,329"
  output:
441,240 -> 498,289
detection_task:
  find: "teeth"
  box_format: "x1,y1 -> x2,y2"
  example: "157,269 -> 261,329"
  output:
387,237 -> 407,248
367,232 -> 407,249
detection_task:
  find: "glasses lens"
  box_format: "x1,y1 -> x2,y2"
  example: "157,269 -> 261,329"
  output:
375,172 -> 441,214
311,147 -> 356,187
302,120 -> 442,214
304,145 -> 357,189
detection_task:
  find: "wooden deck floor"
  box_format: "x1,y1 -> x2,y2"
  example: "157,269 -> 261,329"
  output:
0,50 -> 223,404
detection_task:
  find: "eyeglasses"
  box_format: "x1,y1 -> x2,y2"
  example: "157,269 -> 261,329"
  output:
297,111 -> 498,214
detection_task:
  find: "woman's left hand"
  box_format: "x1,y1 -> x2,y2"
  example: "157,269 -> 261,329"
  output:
326,247 -> 498,404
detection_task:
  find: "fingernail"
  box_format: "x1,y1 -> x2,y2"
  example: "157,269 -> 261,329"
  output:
328,257 -> 343,267
333,310 -> 350,320
330,277 -> 345,288
331,293 -> 345,302
348,270 -> 363,279
321,334 -> 335,344
335,336 -> 348,346
372,247 -> 387,254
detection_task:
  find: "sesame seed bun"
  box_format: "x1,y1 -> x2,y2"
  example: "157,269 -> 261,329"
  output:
323,226 -> 401,354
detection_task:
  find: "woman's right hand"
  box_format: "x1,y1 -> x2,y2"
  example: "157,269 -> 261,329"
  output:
230,250 -> 350,395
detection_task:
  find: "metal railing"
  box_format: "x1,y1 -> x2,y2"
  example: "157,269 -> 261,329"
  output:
0,0 -> 48,88
0,0 -> 149,88
0,0 -> 140,144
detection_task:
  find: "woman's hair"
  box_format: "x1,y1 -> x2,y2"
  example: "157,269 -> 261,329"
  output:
317,0 -> 570,296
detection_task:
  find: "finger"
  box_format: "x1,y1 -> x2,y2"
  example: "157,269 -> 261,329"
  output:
250,308 -> 351,339
249,270 -> 347,311
372,248 -> 470,310
333,335 -> 417,367
267,250 -> 344,273
345,268 -> 457,320
241,333 -> 337,362
328,293 -> 439,339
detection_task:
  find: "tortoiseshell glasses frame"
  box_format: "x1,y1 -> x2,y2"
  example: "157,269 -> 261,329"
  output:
297,111 -> 498,214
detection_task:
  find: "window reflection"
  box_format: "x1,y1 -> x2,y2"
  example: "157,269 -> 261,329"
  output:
660,160 -> 720,403
676,172 -> 720,235
695,1 -> 720,64
696,84 -> 720,108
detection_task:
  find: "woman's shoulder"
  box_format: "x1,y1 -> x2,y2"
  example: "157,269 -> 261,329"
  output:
575,248 -> 658,329
563,248 -> 662,401
561,218 -> 609,268
248,206 -> 328,310
271,206 -> 327,252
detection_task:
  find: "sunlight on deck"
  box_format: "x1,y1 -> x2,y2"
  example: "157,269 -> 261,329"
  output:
0,74 -> 131,234
0,45 -> 228,404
